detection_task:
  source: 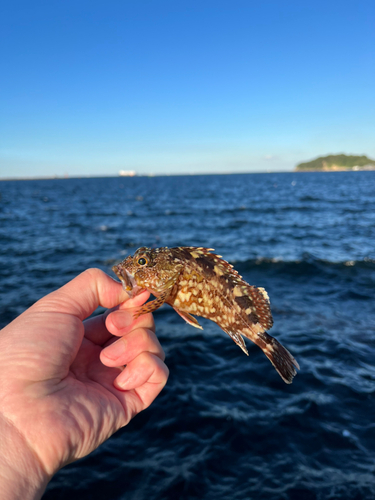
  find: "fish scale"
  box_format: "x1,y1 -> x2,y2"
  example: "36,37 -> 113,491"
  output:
112,246 -> 299,384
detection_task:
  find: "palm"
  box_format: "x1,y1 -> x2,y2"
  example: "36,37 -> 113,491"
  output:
0,269 -> 168,478
2,313 -> 120,471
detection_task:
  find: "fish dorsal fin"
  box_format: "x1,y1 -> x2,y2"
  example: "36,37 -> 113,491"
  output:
230,283 -> 273,331
248,286 -> 273,330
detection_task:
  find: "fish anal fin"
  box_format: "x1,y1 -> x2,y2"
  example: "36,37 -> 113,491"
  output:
173,308 -> 203,330
223,329 -> 249,356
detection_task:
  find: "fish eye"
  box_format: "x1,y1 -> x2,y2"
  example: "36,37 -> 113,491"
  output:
137,257 -> 147,266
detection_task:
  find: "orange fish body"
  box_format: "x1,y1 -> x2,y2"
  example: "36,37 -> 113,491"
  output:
112,246 -> 299,384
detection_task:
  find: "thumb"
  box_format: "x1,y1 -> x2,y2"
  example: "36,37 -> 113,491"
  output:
32,268 -> 131,321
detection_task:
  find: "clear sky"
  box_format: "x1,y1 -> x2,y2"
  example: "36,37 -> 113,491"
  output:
1,0 -> 374,178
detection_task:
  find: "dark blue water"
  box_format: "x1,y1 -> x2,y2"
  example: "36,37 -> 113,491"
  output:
1,172 -> 375,499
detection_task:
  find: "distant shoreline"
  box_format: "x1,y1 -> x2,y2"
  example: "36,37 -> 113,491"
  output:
294,166 -> 375,172
295,154 -> 375,172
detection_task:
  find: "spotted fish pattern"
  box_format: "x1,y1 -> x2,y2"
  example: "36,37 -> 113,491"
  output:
112,246 -> 299,383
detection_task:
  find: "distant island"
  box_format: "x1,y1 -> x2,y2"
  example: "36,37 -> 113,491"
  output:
295,154 -> 375,171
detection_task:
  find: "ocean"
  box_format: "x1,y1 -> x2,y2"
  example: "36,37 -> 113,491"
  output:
1,171 -> 374,499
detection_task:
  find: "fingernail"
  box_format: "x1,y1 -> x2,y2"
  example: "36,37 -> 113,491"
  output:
111,311 -> 134,330
102,338 -> 126,360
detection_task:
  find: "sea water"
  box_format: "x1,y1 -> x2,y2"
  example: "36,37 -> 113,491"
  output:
1,172 -> 374,499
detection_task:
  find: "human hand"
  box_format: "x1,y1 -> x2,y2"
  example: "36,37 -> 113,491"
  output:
0,269 -> 169,500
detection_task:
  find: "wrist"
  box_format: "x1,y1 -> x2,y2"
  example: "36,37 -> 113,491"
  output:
0,414 -> 51,500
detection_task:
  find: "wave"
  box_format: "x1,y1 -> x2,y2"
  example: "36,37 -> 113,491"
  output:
232,254 -> 375,278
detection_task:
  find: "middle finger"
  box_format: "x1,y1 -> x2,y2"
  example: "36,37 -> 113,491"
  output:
100,326 -> 165,366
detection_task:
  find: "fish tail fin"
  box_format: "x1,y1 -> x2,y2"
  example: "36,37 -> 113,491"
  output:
256,331 -> 300,384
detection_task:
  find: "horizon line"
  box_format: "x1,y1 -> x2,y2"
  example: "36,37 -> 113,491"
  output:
0,169 -> 301,181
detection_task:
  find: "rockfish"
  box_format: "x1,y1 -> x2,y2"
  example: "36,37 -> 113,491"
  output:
112,246 -> 299,383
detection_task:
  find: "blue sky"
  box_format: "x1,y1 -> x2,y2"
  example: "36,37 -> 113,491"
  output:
1,0 -> 374,177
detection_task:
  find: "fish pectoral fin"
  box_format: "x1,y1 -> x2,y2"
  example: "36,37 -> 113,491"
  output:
173,308 -> 203,330
223,329 -> 249,355
134,290 -> 170,318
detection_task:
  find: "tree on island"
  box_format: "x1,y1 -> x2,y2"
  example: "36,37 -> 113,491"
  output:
295,154 -> 375,171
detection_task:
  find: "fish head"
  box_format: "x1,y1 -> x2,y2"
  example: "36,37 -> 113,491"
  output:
112,246 -> 183,297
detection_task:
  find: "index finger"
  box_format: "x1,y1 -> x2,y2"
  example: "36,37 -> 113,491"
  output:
84,290 -> 151,345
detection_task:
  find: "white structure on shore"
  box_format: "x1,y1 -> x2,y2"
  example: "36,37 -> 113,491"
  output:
118,170 -> 136,177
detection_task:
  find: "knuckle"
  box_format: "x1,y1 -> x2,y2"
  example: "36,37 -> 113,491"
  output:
155,360 -> 169,385
83,268 -> 103,279
158,347 -> 166,362
138,327 -> 152,346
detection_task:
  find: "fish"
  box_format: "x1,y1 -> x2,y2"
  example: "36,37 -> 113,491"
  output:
112,246 -> 300,384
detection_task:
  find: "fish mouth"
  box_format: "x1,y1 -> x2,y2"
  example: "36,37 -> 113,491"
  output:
112,263 -> 144,297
